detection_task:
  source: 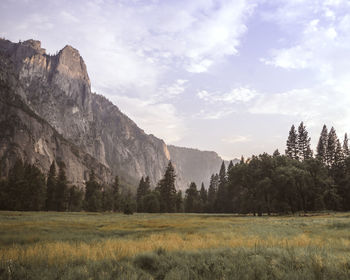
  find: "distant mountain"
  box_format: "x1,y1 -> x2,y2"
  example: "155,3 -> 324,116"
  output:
0,39 -> 234,190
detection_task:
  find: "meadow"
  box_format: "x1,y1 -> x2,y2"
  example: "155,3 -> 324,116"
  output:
1,212 -> 350,279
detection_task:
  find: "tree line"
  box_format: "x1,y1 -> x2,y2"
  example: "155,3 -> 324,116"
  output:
180,122 -> 350,214
1,122 -> 350,214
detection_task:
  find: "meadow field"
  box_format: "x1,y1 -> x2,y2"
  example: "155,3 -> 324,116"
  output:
0,212 -> 350,279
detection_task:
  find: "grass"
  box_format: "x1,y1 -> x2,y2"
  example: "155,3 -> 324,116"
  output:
0,211 -> 350,279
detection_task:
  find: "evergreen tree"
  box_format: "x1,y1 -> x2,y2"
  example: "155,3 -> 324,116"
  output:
327,127 -> 338,167
286,125 -> 299,160
143,191 -> 160,213
316,125 -> 328,163
215,161 -> 227,212
175,190 -> 184,212
46,161 -> 56,211
68,185 -> 83,211
136,176 -> 151,212
112,176 -> 120,212
84,170 -> 102,212
137,177 -> 145,212
199,183 -> 207,204
185,182 -> 200,213
55,163 -> 68,211
158,161 -> 177,212
273,149 -> 281,157
343,133 -> 350,158
227,160 -> 234,171
199,183 -> 208,212
297,122 -> 312,160
208,174 -> 218,212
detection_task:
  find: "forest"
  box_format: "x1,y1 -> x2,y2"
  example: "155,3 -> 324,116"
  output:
1,122 -> 350,214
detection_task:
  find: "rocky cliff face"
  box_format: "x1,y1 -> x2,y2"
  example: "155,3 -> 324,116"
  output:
167,145 -> 224,188
0,39 -> 228,189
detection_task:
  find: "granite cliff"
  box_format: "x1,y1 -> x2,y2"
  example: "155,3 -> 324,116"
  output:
0,39 -> 228,189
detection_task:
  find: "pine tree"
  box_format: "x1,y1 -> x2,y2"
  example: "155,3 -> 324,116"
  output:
227,160 -> 234,171
55,163 -> 68,211
327,127 -> 338,166
343,133 -> 350,158
316,125 -> 328,163
286,125 -> 299,160
273,149 -> 280,157
185,182 -> 199,213
159,161 -> 177,212
199,182 -> 208,212
112,176 -> 120,212
334,139 -> 344,168
216,161 -> 227,212
175,190 -> 184,212
199,183 -> 207,204
84,170 -> 102,212
297,122 -> 312,160
46,161 -> 56,211
207,174 -> 217,212
137,177 -> 145,212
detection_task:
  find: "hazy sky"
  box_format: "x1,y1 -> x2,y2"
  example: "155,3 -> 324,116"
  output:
1,0 -> 350,159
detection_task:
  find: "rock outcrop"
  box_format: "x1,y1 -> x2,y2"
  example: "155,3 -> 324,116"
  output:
0,38 -> 229,189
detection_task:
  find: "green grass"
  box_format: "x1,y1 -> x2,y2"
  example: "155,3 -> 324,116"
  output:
1,211 -> 350,279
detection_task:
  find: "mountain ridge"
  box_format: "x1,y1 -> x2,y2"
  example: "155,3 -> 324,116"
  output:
0,38 -> 234,189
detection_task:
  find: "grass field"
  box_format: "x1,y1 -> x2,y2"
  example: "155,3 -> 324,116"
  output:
1,212 -> 350,279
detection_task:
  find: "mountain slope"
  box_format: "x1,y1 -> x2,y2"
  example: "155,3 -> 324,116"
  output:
0,38 -> 230,189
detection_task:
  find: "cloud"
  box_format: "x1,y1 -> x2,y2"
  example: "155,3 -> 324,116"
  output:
104,94 -> 186,143
262,0 -> 350,83
222,135 -> 251,144
197,87 -> 257,104
154,79 -> 188,101
194,108 -> 236,120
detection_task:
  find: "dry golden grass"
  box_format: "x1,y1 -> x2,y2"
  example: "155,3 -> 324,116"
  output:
1,211 -> 350,266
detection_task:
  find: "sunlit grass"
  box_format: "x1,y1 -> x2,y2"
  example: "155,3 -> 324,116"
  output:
1,212 -> 350,278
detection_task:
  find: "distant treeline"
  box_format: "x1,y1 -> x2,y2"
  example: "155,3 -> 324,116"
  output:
1,122 -> 350,214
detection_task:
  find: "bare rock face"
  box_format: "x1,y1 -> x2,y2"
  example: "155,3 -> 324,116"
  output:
0,38 -> 227,189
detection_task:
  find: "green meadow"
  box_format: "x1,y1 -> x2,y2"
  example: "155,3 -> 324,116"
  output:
1,211 -> 350,279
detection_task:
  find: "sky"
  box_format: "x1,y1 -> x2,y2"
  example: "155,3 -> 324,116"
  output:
1,0 -> 350,159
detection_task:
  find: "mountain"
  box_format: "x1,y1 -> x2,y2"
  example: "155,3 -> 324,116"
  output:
0,38 -> 231,189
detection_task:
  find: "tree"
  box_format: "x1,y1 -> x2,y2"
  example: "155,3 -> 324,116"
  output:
343,133 -> 350,158
84,170 -> 102,212
176,190 -> 184,212
68,185 -> 83,211
158,161 -> 177,212
207,174 -> 218,212
46,161 -> 56,211
143,191 -> 160,213
199,182 -> 208,210
185,182 -> 200,213
316,124 -> 328,163
137,176 -> 151,212
286,125 -> 299,160
227,160 -> 234,171
297,122 -> 312,160
327,127 -> 338,167
215,161 -> 227,212
112,176 -> 120,212
55,163 -> 68,211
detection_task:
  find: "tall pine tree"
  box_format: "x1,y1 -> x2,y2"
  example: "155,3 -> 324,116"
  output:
158,161 -> 177,212
327,127 -> 338,167
46,161 -> 57,211
215,161 -> 227,212
316,125 -> 328,163
286,125 -> 299,160
55,163 -> 68,211
297,122 -> 312,160
343,133 -> 350,158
